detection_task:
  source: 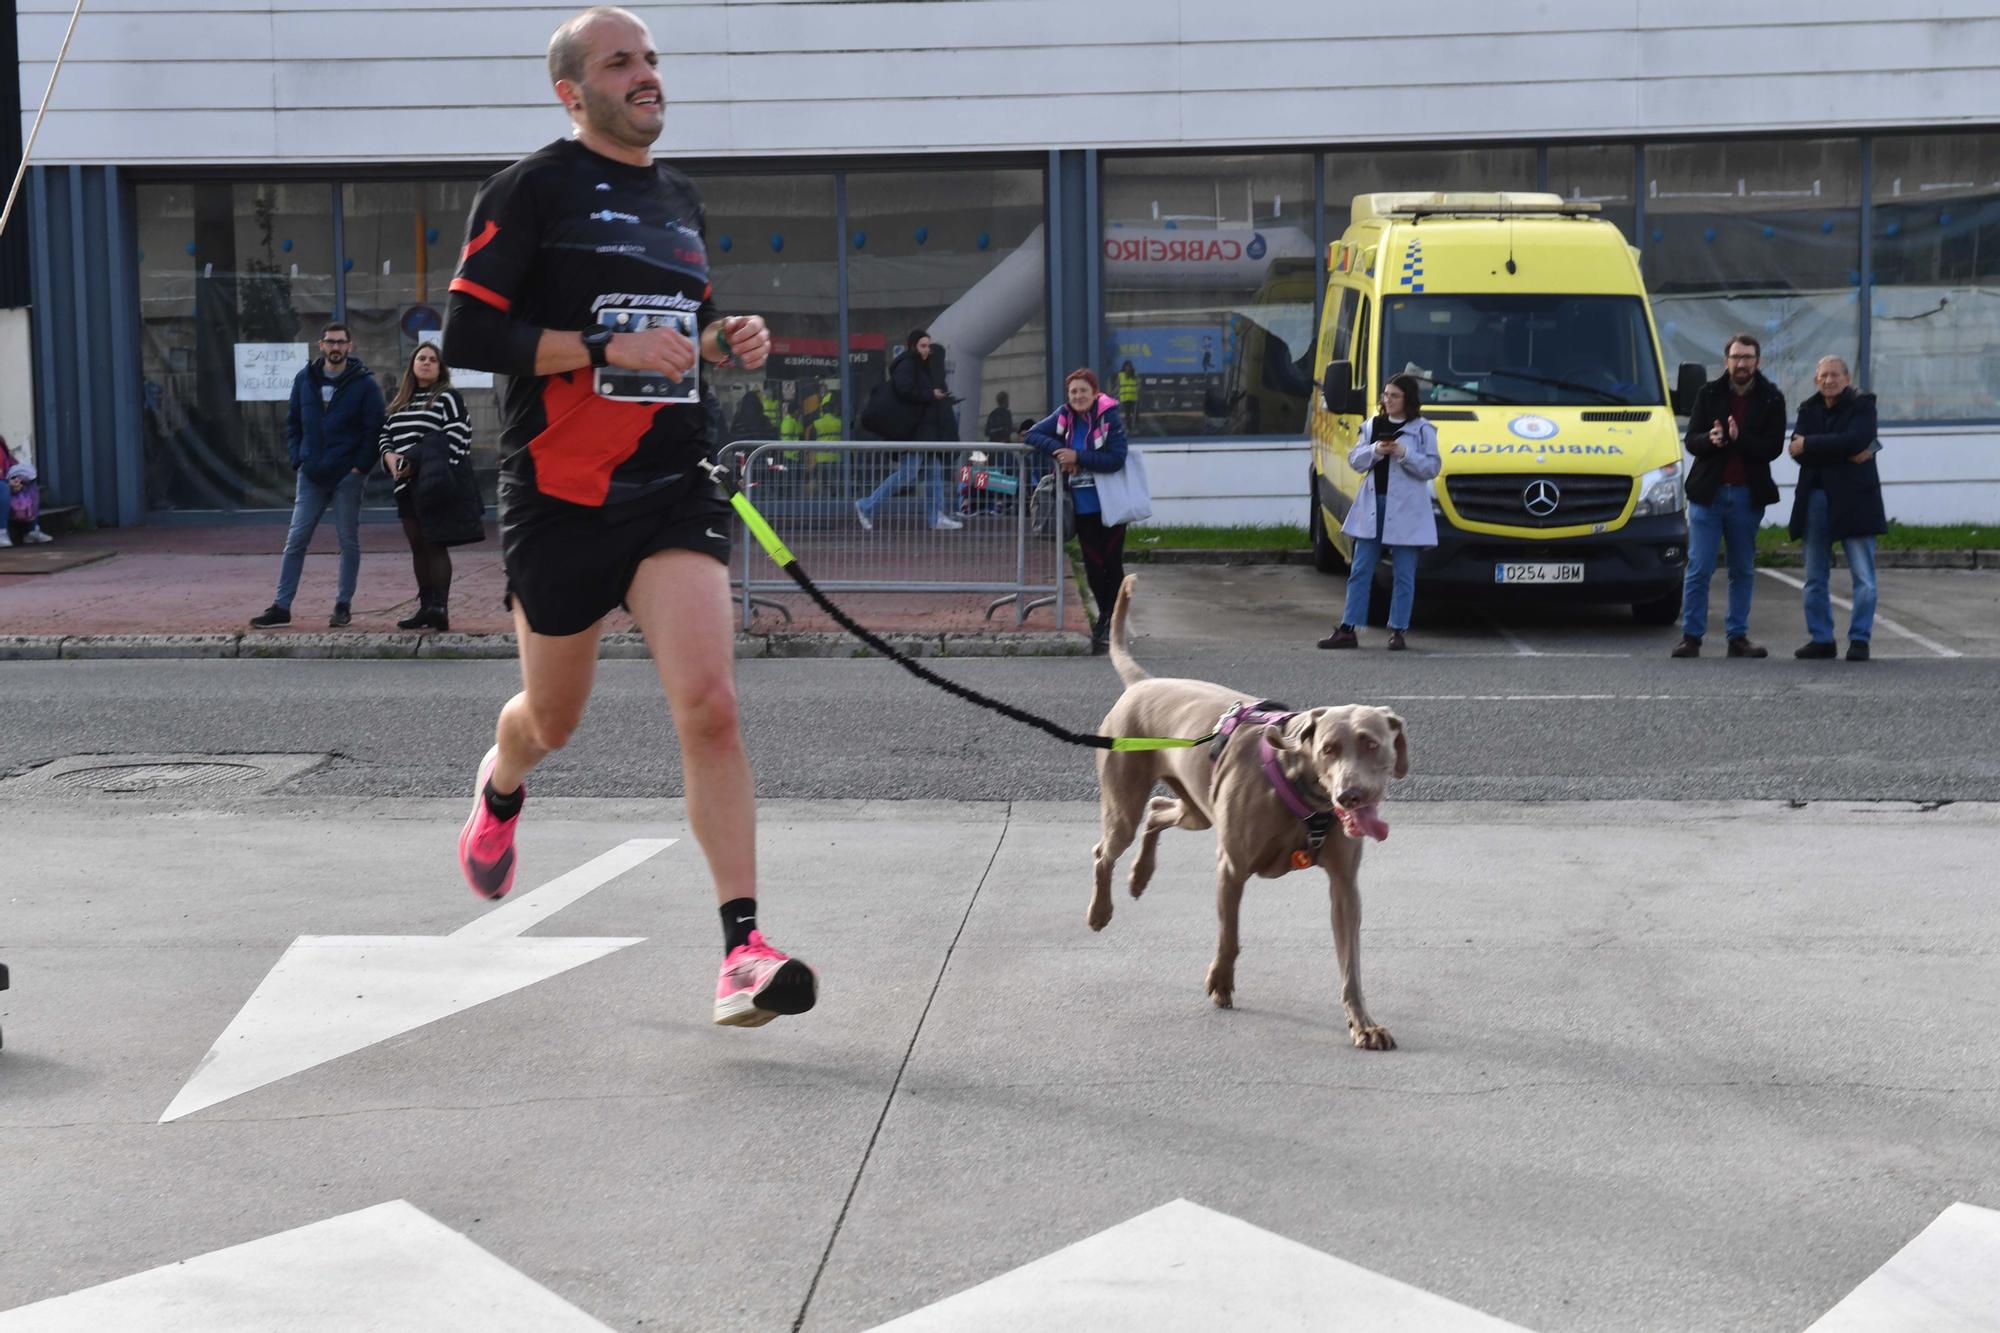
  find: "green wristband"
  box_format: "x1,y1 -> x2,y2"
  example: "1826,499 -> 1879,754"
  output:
714,323 -> 733,365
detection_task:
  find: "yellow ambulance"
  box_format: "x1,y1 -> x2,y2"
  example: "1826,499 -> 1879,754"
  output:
1308,192 -> 1705,624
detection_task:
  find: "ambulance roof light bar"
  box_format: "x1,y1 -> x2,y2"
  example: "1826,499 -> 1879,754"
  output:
1351,191 -> 1602,222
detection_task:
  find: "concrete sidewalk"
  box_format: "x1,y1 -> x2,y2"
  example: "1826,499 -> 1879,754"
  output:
0,522 -> 1091,658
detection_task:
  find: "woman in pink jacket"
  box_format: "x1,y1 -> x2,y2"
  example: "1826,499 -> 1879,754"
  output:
1026,368 -> 1132,653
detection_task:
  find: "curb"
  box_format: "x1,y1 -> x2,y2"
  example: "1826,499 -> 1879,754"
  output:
2,630 -> 1090,663
1122,547 -> 2000,571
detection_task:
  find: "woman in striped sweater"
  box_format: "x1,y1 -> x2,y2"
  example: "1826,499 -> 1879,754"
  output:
378,341 -> 472,630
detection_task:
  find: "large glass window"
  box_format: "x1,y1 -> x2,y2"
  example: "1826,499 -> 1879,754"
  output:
136,182 -> 336,510
693,173 -> 841,450
1642,138 -> 1862,401
1547,144 -> 1637,241
1103,154 -> 1314,437
1870,132 -> 2000,420
846,167 -> 1046,442
341,179 -> 495,504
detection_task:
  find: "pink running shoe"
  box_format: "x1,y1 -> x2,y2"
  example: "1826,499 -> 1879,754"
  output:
714,930 -> 818,1027
458,745 -> 520,900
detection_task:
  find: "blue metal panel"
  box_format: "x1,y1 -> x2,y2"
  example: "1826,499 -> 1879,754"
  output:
27,166 -> 62,503
106,166 -> 145,525
330,180 -> 346,320
1045,149 -> 1065,408
1082,148 -> 1100,374
834,172 -> 850,426
1857,137 -> 1874,392
67,164 -> 98,519
1050,149 -> 1090,394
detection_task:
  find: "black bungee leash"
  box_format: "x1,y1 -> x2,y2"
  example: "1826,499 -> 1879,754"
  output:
700,458 -> 1210,753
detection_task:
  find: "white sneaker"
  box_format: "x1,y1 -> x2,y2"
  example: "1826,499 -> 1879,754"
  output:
854,501 -> 873,532
22,527 -> 51,544
0,532 -> 11,547
931,514 -> 963,530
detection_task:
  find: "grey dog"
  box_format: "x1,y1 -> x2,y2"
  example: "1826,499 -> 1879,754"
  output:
1089,575 -> 1409,1049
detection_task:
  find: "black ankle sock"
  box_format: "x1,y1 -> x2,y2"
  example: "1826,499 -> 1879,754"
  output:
720,897 -> 758,953
482,780 -> 523,821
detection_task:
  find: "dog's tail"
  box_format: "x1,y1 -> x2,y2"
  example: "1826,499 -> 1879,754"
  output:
1108,574 -> 1148,686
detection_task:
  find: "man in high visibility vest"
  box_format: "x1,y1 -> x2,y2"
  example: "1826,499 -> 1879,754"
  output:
1116,359 -> 1140,429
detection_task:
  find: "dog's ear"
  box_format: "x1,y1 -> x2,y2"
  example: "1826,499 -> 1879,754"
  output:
1285,707 -> 1330,754
1385,710 -> 1409,779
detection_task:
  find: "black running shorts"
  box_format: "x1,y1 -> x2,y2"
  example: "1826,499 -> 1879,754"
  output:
499,472 -> 732,638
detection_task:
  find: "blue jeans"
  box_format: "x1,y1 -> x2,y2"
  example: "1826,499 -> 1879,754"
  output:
857,451 -> 947,523
1682,485 -> 1762,641
274,469 -> 363,609
1343,538 -> 1418,630
1801,489 -> 1877,644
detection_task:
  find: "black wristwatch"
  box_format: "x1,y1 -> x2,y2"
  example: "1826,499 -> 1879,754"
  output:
581,322 -> 615,369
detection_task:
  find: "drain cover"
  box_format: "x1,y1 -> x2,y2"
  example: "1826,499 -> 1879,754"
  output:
2,753 -> 330,796
48,761 -> 271,793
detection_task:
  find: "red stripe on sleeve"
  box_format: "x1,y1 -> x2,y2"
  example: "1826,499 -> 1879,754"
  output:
460,219 -> 501,262
448,277 -> 512,313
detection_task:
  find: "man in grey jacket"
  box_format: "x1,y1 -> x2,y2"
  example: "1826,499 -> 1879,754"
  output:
249,322 -> 385,628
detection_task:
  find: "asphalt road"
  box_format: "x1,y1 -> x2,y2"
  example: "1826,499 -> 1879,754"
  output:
5,565 -> 1998,1332
2,565 -> 1996,803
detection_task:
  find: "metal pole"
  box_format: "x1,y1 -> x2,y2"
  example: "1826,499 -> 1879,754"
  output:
0,0 -> 87,240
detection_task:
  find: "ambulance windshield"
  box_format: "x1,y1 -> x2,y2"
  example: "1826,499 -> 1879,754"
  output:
1380,294 -> 1665,408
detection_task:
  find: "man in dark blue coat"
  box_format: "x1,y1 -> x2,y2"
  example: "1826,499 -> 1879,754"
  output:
250,321 -> 385,628
1787,355 -> 1885,661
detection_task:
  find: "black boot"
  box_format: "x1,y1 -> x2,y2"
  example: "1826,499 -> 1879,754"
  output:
428,604 -> 450,633
1089,618 -> 1111,656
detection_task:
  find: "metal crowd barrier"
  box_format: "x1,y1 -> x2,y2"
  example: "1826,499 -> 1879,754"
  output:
727,440 -> 1068,631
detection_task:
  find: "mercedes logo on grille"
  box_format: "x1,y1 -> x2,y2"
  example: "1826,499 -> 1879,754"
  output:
1522,479 -> 1561,518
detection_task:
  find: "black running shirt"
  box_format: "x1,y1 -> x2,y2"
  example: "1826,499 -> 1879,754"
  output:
448,138 -> 721,507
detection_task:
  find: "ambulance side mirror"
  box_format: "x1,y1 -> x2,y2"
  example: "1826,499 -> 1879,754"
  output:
1321,361 -> 1362,416
1672,362 -> 1706,416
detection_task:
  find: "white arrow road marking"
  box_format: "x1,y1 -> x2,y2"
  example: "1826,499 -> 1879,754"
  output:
159,839 -> 675,1123
0,1200 -> 614,1332
1805,1201 -> 2000,1332
867,1198 -> 1530,1331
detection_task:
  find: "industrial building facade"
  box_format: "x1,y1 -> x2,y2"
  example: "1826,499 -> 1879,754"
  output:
9,2 -> 1997,525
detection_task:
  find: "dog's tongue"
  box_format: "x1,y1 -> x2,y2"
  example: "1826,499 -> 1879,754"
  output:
1342,803 -> 1390,841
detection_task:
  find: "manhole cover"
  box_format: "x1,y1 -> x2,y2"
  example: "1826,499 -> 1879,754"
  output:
48,761 -> 273,793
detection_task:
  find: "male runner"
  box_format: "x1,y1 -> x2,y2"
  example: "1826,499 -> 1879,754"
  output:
442,5 -> 816,1027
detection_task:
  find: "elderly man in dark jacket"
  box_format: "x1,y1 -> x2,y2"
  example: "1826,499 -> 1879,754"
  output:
1787,356 -> 1884,661
1673,333 -> 1787,658
249,321 -> 386,629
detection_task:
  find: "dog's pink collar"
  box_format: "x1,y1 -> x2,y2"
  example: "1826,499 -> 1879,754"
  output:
1257,731 -> 1331,820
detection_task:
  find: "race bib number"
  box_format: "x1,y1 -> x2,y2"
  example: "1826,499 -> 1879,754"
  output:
593,308 -> 699,404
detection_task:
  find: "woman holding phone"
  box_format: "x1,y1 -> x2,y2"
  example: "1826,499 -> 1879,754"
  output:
1319,373 -> 1440,651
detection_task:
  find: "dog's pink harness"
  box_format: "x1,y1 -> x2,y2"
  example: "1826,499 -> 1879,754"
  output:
1211,701 -> 1335,870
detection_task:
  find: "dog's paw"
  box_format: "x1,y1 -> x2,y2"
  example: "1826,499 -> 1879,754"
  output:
1350,1024 -> 1396,1051
1204,965 -> 1234,1009
1086,897 -> 1112,932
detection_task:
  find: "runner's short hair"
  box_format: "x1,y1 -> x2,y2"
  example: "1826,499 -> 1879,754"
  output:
549,6 -> 639,86
1724,332 -> 1761,358
320,321 -> 350,340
